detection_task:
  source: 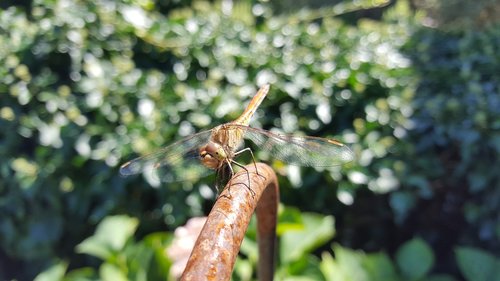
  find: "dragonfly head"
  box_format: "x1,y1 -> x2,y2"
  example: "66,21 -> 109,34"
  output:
199,141 -> 227,169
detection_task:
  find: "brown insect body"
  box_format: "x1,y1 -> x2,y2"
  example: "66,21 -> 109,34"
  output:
199,123 -> 245,170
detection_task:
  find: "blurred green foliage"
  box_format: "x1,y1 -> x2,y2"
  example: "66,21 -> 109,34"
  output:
412,0 -> 500,29
34,215 -> 171,281
1,0 -> 499,280
395,18 -> 500,258
35,211 -> 499,281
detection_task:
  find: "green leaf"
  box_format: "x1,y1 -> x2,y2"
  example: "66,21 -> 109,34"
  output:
76,239 -> 113,261
320,252 -> 339,281
64,267 -> 98,281
395,237 -> 434,280
362,252 -> 398,281
76,215 -> 139,260
124,242 -> 153,281
233,258 -> 253,281
277,205 -> 305,235
99,264 -> 128,281
280,212 -> 335,263
278,255 -> 324,281
240,234 -> 258,262
455,247 -> 499,281
142,232 -> 173,280
389,191 -> 417,224
34,261 -> 68,281
332,244 -> 370,281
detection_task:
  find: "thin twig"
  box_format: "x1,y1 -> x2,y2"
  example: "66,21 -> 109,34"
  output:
181,163 -> 279,281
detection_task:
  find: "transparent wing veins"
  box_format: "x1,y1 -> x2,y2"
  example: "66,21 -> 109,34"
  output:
238,125 -> 354,167
119,130 -> 214,182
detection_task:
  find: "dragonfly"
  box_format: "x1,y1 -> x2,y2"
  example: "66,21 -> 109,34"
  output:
120,84 -> 354,190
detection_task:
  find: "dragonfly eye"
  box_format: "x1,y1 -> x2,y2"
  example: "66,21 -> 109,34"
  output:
200,151 -> 211,158
200,141 -> 226,164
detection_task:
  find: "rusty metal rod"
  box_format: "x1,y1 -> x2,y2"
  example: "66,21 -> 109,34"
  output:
255,168 -> 279,281
181,163 -> 279,281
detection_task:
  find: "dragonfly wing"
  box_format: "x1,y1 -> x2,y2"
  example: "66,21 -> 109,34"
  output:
120,130 -> 214,182
240,126 -> 354,167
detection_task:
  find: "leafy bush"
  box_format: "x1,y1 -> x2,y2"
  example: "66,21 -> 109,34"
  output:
412,0 -> 500,28
37,211 -> 499,281
1,0 -> 499,280
34,215 -> 171,281
1,1 -> 413,277
392,22 -> 500,258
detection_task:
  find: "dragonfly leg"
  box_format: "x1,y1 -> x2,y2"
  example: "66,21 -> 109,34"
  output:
230,159 -> 255,197
215,163 -> 235,197
234,147 -> 260,177
214,166 -> 225,195
222,159 -> 235,197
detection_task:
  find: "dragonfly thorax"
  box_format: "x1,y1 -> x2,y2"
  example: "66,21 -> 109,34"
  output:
199,141 -> 228,169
